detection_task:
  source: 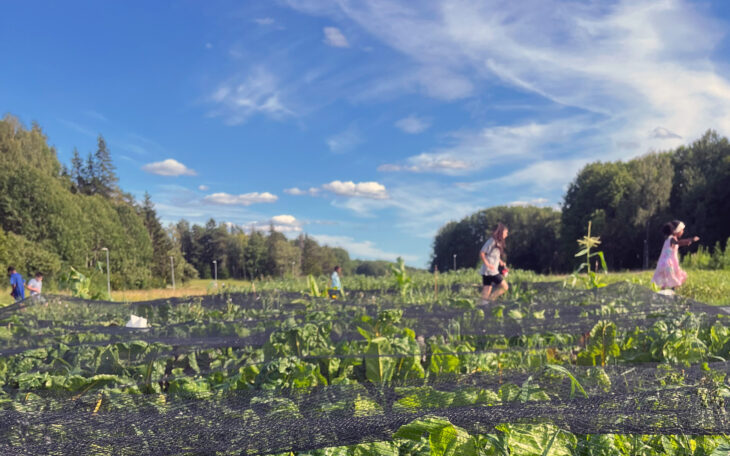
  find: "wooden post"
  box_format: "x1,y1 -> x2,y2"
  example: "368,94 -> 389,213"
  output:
434,265 -> 439,299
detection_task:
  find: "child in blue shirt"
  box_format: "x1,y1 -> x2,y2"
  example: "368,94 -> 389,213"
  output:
7,266 -> 25,302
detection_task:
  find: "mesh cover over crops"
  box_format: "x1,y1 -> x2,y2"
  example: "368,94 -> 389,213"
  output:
0,282 -> 729,454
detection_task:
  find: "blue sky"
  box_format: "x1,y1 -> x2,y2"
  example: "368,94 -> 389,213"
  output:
3,0 -> 730,267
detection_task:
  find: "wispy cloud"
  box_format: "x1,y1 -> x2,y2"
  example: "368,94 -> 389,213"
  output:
286,0 -> 730,171
487,158 -> 588,191
198,185 -> 209,191
59,119 -> 97,138
395,115 -> 430,134
208,67 -> 294,124
312,234 -> 417,262
378,157 -> 469,173
323,26 -> 349,47
380,119 -> 582,175
326,126 -> 362,153
650,127 -> 682,140
203,191 -> 278,206
254,17 -> 275,26
83,110 -> 108,122
142,159 -> 197,176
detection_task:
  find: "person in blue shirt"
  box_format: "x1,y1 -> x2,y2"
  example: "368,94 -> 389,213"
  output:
7,266 -> 25,302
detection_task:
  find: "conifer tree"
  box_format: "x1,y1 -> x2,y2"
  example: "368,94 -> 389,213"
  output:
70,148 -> 84,192
94,135 -> 117,197
141,192 -> 174,284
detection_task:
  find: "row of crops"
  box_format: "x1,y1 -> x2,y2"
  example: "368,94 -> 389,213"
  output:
1,275 -> 730,455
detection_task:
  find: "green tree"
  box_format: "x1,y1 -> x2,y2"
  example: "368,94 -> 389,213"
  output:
627,152 -> 673,269
561,161 -> 635,270
431,206 -> 562,273
94,135 -> 118,197
670,130 -> 730,253
244,230 -> 267,279
141,193 -> 175,286
265,226 -> 299,277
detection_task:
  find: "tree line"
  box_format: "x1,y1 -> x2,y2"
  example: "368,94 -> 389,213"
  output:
0,115 -> 387,290
432,130 -> 730,273
171,218 -> 402,279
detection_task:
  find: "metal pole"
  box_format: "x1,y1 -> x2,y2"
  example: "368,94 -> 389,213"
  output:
213,260 -> 217,286
101,248 -> 111,298
170,256 -> 176,290
453,254 -> 456,271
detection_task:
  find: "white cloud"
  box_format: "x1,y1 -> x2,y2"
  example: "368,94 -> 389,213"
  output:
254,17 -> 275,25
142,159 -> 197,176
285,187 -> 320,196
245,214 -> 302,233
508,198 -> 550,207
198,185 -> 209,191
322,180 -> 388,199
203,192 -> 278,206
312,234 -> 418,262
323,26 -> 349,47
205,42 -> 213,49
326,126 -> 362,153
209,67 -> 294,124
271,214 -> 298,225
395,115 -> 430,134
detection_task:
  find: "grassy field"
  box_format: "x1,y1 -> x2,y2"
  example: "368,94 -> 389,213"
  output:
2,269 -> 728,305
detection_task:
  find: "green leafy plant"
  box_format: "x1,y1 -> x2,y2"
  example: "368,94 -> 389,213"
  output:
394,416 -> 478,456
577,320 -> 620,366
58,265 -> 110,300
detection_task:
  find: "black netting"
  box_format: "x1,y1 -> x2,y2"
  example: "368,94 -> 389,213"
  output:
1,281 -> 729,454
0,363 -> 728,455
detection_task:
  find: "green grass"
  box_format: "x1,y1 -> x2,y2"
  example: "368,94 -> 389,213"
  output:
542,269 -> 730,306
2,269 -> 728,305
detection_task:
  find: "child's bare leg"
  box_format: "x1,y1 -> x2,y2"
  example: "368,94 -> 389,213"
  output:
490,281 -> 509,300
481,285 -> 492,300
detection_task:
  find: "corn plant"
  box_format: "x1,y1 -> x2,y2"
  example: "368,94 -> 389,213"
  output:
571,221 -> 608,289
390,257 -> 412,299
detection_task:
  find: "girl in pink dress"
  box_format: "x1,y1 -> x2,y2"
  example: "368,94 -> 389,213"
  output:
652,220 -> 700,290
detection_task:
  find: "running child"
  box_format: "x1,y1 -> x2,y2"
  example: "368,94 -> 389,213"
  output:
651,220 -> 699,290
480,223 -> 509,301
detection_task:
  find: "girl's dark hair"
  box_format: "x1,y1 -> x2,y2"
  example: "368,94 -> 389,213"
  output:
662,220 -> 683,236
491,223 -> 508,256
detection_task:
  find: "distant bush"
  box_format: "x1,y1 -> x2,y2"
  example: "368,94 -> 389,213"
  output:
354,260 -> 391,277
682,238 -> 730,270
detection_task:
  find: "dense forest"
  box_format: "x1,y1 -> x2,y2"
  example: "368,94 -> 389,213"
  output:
431,130 -> 730,273
0,115 -> 397,289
